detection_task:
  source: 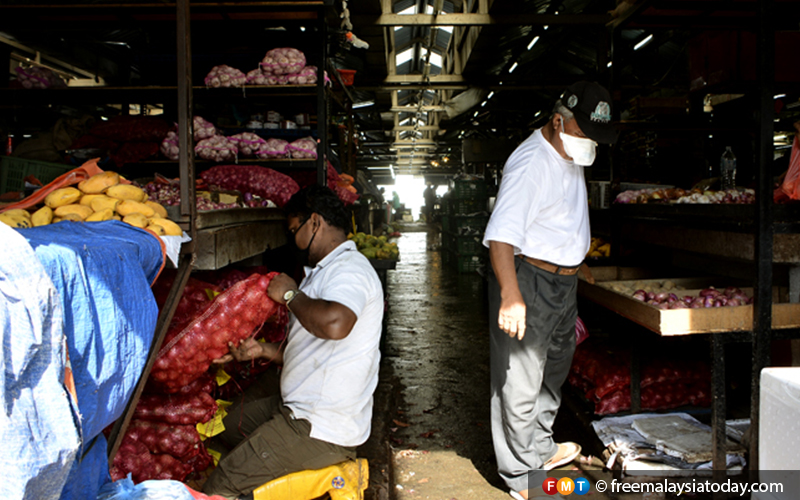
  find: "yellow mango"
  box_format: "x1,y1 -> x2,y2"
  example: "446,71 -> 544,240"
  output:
0,213 -> 31,228
3,209 -> 31,220
116,200 -> 155,218
147,217 -> 182,236
85,208 -> 114,222
106,184 -> 147,202
44,187 -> 82,208
122,213 -> 149,228
145,224 -> 166,236
111,215 -> 122,221
78,171 -> 120,194
90,196 -> 120,213
54,204 -> 94,220
31,206 -> 54,227
145,200 -> 168,218
60,213 -> 83,222
80,194 -> 107,207
52,217 -> 63,223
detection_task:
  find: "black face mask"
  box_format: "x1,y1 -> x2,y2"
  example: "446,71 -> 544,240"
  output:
295,217 -> 318,266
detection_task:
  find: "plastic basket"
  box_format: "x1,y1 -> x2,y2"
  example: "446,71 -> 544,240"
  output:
444,250 -> 485,274
441,214 -> 451,233
1,156 -> 72,194
451,214 -> 489,235
336,69 -> 356,86
446,198 -> 485,216
443,232 -> 486,255
450,179 -> 488,200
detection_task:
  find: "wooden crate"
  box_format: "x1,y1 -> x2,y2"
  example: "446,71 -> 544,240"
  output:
578,267 -> 800,336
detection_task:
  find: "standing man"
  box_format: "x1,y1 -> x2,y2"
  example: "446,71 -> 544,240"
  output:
482,81 -> 617,500
203,185 -> 384,500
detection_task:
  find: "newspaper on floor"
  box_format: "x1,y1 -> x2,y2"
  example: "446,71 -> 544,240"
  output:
591,413 -> 747,477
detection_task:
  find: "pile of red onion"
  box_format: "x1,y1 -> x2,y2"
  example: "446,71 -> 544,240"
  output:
632,286 -> 753,309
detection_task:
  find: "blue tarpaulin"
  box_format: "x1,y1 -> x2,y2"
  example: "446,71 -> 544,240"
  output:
1,220 -> 164,500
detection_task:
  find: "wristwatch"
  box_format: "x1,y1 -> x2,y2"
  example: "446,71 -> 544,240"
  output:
283,289 -> 302,307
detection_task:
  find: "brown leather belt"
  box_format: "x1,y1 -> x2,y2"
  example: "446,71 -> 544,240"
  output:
519,255 -> 581,276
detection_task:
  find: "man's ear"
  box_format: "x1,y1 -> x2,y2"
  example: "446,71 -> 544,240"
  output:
552,113 -> 563,130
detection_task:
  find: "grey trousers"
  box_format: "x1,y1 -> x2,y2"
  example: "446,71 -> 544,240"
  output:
489,258 -> 578,492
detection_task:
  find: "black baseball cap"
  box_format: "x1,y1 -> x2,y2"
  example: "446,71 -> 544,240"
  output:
560,81 -> 617,144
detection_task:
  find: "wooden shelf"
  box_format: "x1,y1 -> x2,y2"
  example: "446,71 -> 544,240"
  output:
0,85 -> 319,107
578,267 -> 800,336
194,220 -> 287,270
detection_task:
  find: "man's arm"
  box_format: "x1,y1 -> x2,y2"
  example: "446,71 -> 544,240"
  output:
489,241 -> 527,340
268,273 -> 357,340
213,337 -> 284,365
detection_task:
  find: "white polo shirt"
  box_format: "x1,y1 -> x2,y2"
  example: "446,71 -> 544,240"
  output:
483,128 -> 590,267
281,240 -> 384,447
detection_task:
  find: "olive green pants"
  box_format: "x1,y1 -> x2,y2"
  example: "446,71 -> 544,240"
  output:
202,371 -> 356,499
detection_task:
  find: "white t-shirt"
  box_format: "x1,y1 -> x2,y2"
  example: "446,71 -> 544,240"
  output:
483,128 -> 590,267
281,240 -> 384,447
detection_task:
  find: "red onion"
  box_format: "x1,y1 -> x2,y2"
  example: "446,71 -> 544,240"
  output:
703,296 -> 716,308
646,292 -> 656,302
632,291 -> 647,302
669,302 -> 688,309
727,298 -> 742,307
668,293 -> 679,303
699,288 -> 720,298
654,292 -> 669,302
682,295 -> 694,305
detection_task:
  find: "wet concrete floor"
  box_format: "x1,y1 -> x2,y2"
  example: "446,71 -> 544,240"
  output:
364,229 -> 656,500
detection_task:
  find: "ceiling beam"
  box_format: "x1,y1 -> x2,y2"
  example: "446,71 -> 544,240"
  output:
393,125 -> 442,131
357,13 -> 610,27
384,74 -> 465,84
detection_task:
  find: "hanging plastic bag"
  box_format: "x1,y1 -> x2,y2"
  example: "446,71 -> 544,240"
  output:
779,135 -> 800,200
575,316 -> 589,346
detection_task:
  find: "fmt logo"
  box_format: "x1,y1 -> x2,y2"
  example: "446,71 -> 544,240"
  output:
542,477 -> 591,496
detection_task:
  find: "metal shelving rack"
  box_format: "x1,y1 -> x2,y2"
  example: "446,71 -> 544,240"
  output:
602,0 -> 800,480
0,0 -> 334,464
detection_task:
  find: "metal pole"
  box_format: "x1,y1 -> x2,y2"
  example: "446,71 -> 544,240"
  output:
177,0 -> 196,238
316,14 -> 328,186
750,0 -> 775,473
711,334 -> 727,481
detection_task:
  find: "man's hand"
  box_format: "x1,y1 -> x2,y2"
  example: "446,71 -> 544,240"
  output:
498,291 -> 527,340
212,338 -> 266,364
267,273 -> 299,304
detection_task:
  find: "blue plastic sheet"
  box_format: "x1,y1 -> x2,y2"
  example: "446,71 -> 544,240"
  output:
1,224 -> 80,500
1,220 -> 164,500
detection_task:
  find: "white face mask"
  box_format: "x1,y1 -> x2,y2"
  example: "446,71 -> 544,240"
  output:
559,119 -> 597,166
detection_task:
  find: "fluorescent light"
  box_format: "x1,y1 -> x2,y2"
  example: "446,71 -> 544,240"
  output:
634,34 -> 653,51
509,62 -> 518,73
775,135 -> 788,141
534,111 -> 542,117
543,25 -> 549,30
527,36 -> 540,50
774,94 -> 786,99
299,26 -> 306,31
607,61 -> 613,68
473,111 -> 479,117
353,100 -> 375,109
487,91 -> 494,99
481,100 -> 487,107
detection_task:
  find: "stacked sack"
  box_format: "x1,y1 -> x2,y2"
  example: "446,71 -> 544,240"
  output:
111,270 -> 289,483
568,341 -> 711,415
205,48 -> 328,88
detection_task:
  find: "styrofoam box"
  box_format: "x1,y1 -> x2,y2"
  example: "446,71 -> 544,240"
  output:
755,367 -> 800,500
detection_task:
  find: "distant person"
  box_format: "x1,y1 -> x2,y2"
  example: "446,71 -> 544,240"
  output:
482,81 -> 617,500
422,184 -> 436,221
